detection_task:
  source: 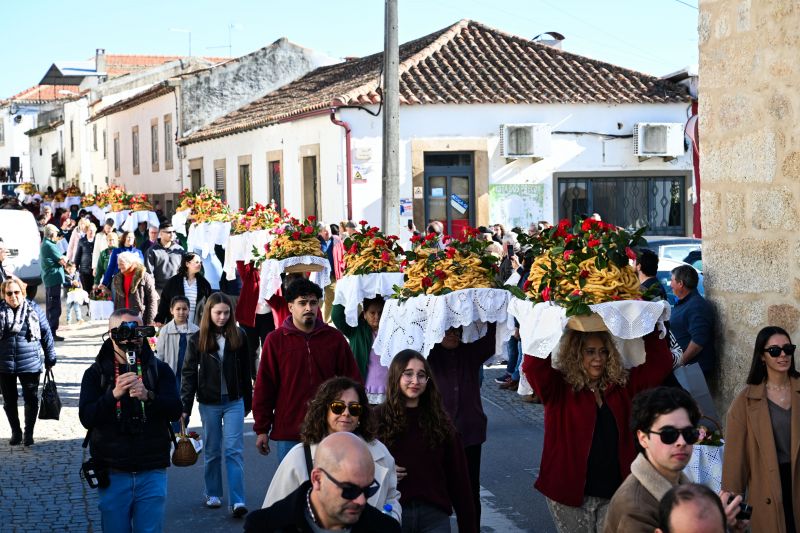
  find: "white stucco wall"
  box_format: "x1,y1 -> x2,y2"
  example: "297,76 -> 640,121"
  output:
105,92 -> 181,194
29,126 -> 63,190
87,116 -> 109,194
0,108 -> 36,180
63,98 -> 92,192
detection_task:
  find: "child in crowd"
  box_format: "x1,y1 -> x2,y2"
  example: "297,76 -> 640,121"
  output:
64,261 -> 88,325
156,295 -> 200,432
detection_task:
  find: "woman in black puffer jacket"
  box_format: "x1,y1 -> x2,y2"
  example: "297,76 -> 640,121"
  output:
73,222 -> 97,293
0,278 -> 57,446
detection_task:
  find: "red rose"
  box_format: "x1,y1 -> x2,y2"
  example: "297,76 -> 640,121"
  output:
303,226 -> 314,234
273,217 -> 281,223
400,259 -> 408,269
541,286 -> 552,301
579,270 -> 590,278
581,218 -> 596,231
307,215 -> 316,221
359,220 -> 368,226
445,247 -> 456,259
625,246 -> 637,261
571,289 -> 582,296
587,238 -> 601,248
348,244 -> 358,254
381,250 -> 391,263
564,234 -> 575,243
373,238 -> 386,247
433,269 -> 447,280
421,276 -> 433,288
522,279 -> 532,292
563,250 -> 574,260
425,233 -> 436,241
292,231 -> 301,239
410,235 -> 422,243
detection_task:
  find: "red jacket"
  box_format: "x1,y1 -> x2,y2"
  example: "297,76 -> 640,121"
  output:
252,316 -> 362,440
235,261 -> 261,328
522,331 -> 673,507
331,235 -> 345,280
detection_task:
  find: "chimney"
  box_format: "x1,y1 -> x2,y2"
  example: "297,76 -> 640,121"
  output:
95,48 -> 107,73
532,32 -> 565,50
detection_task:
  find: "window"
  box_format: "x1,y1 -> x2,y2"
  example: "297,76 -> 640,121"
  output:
70,120 -> 74,153
103,130 -> 107,159
113,132 -> 120,177
164,114 -> 173,170
150,119 -> 159,172
268,159 -> 282,211
214,159 -> 226,201
93,123 -> 98,152
0,120 -> 4,146
557,175 -> 687,235
238,156 -> 252,209
132,126 -> 140,175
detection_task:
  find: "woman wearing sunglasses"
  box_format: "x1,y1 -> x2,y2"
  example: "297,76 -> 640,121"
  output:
262,376 -> 401,519
375,350 -> 477,533
722,325 -> 800,533
522,328 -> 673,532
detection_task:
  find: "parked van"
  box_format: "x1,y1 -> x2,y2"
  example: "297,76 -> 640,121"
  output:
0,208 -> 42,298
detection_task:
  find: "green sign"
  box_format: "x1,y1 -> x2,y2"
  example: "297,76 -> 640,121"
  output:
488,183 -> 546,229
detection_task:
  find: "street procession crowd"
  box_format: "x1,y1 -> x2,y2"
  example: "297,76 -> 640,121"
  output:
1,193 -> 799,533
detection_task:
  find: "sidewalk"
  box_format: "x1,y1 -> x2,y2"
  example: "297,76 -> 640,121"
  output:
0,320 -> 105,532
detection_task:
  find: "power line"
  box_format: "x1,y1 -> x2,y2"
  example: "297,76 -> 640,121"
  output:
671,0 -> 698,9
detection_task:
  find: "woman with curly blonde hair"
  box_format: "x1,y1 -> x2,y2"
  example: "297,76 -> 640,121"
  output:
522,328 -> 673,533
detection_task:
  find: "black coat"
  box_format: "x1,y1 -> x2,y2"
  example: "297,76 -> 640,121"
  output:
154,273 -> 212,324
244,481 -> 401,533
73,236 -> 95,275
180,327 -> 253,415
78,340 -> 182,472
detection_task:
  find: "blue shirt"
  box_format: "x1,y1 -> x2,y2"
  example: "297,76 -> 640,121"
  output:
670,289 -> 716,374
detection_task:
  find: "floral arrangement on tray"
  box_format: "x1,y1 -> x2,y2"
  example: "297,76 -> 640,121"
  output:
231,202 -> 281,235
519,217 -> 647,316
16,183 -> 37,194
696,424 -> 723,446
96,186 -> 129,210
80,193 -> 96,207
53,190 -> 67,202
176,188 -> 234,223
262,215 -> 324,261
342,220 -> 404,275
393,226 -> 498,300
128,193 -> 154,212
65,185 -> 82,197
89,287 -> 112,302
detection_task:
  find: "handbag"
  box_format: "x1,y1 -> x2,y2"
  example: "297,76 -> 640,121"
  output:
38,368 -> 62,420
171,418 -> 199,467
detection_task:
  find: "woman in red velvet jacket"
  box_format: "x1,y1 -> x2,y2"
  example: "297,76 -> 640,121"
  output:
522,328 -> 672,533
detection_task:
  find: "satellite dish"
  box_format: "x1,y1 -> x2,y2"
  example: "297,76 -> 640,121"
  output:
14,115 -> 22,124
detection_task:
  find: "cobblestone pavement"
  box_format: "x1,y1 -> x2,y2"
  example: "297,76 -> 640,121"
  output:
0,319 -> 104,532
481,365 -> 544,425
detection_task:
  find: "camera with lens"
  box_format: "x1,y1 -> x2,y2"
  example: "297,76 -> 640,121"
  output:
111,321 -> 156,348
727,496 -> 753,521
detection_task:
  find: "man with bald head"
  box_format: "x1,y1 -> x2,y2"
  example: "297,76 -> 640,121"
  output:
79,308 -> 182,532
656,483 -> 748,533
245,432 -> 400,532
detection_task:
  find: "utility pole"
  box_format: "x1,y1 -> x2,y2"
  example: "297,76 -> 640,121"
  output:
381,0 -> 400,234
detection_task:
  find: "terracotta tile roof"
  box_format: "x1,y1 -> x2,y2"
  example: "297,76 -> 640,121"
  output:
103,54 -> 228,77
180,20 -> 689,145
5,85 -> 81,103
25,119 -> 64,137
87,82 -> 175,122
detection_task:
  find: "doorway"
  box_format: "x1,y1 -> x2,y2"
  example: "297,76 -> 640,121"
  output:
423,152 -> 474,235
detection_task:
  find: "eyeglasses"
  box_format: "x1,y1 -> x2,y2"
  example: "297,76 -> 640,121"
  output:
764,344 -> 796,358
647,426 -> 700,445
5,290 -> 21,296
401,370 -> 429,383
319,468 -> 380,500
329,400 -> 362,417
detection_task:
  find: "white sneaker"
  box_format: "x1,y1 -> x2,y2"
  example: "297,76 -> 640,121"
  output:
206,496 -> 222,508
231,503 -> 248,518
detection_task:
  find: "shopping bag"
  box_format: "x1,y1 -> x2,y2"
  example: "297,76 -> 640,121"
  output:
38,368 -> 62,420
673,363 -> 718,422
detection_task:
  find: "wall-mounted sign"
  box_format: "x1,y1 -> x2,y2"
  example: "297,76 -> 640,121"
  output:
400,198 -> 413,217
450,194 -> 468,214
431,187 -> 445,198
413,186 -> 424,199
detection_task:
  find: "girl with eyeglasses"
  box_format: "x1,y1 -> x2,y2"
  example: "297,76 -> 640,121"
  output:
374,350 -> 477,533
155,252 -> 212,326
722,325 -> 800,533
262,376 -> 401,521
522,328 -> 673,532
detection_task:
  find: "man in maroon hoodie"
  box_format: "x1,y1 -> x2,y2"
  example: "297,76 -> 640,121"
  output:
252,277 -> 362,461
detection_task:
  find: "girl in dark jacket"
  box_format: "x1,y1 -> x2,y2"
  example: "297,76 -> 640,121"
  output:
155,252 -> 212,326
181,292 -> 253,517
0,279 -> 57,445
73,222 -> 96,292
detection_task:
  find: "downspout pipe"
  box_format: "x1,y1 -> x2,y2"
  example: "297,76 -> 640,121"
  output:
330,109 -> 353,221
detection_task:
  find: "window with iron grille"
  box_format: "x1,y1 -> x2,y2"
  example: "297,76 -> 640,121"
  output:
557,175 -> 686,235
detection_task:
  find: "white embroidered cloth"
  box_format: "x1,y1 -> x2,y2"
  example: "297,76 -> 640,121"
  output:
65,196 -> 82,209
332,273 -> 406,327
121,210 -> 160,232
373,288 -> 516,365
107,210 -> 131,228
86,205 -> 108,223
508,299 -> 671,368
172,209 -> 191,234
684,444 -> 724,493
222,230 -> 273,278
258,255 -> 332,302
187,221 -> 232,258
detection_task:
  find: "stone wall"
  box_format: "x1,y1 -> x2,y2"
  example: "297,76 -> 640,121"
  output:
699,0 -> 800,410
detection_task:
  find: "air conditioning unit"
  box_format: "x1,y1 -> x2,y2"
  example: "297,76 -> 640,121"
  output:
633,123 -> 685,160
500,123 -> 551,159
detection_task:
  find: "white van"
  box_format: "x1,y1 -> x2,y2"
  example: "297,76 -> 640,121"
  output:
0,208 -> 42,297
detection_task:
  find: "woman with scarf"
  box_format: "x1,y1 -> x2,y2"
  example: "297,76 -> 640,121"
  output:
0,279 -> 57,446
111,252 -> 159,326
99,230 -> 144,290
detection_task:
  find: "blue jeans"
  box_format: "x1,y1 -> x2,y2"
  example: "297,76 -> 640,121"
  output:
198,396 -> 245,506
66,301 -> 82,323
506,335 -> 520,377
98,469 -> 167,533
275,439 -> 301,462
511,338 -> 523,381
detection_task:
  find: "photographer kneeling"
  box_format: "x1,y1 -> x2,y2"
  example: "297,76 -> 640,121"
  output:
79,308 -> 183,533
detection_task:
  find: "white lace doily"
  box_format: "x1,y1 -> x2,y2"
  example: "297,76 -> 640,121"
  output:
223,230 -> 273,277
373,288 -> 515,365
172,209 -> 190,234
121,210 -> 159,232
684,444 -> 723,493
332,273 -> 405,327
258,255 -> 332,302
86,205 -> 108,223
187,221 -> 232,258
508,299 -> 671,368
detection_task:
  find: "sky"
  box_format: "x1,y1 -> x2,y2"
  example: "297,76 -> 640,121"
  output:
1,0 -> 698,99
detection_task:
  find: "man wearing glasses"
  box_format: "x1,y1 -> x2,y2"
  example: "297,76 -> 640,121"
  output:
145,222 -> 184,292
245,432 -> 400,532
603,386 -> 702,532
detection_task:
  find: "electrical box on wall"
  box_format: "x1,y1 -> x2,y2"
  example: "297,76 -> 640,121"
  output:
500,123 -> 551,159
632,123 -> 685,160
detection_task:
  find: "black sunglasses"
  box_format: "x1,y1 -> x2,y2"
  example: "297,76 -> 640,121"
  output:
648,426 -> 699,445
764,344 -> 796,358
329,401 -> 362,417
319,468 -> 380,500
